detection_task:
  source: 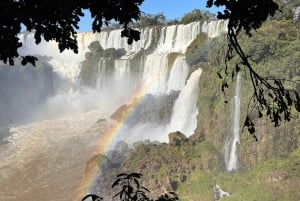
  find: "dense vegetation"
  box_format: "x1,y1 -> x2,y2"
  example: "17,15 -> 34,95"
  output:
211,0 -> 300,136
85,4 -> 300,200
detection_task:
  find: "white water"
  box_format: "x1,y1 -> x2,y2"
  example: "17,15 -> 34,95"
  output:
142,53 -> 169,94
224,73 -> 242,171
0,20 -> 227,201
168,68 -> 203,136
167,56 -> 189,94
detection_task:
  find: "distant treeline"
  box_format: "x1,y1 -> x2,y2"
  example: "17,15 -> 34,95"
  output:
104,9 -> 216,30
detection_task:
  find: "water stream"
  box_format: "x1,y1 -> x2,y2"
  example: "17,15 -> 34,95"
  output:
224,73 -> 242,171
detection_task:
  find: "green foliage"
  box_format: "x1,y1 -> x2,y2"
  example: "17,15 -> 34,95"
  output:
134,13 -> 166,27
235,20 -> 300,135
185,33 -> 209,66
207,0 -> 279,35
207,0 -> 300,136
166,19 -> 181,26
206,35 -> 228,67
177,171 -> 215,201
176,147 -> 300,201
180,9 -> 215,25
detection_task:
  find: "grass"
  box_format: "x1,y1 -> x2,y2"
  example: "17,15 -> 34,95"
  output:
175,148 -> 300,201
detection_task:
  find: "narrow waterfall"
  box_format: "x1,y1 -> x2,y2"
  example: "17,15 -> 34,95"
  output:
114,59 -> 130,82
224,73 -> 242,171
96,59 -> 107,88
168,68 -> 203,136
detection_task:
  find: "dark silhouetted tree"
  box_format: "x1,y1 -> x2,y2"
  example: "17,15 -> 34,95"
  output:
82,173 -> 178,201
0,0 -> 143,65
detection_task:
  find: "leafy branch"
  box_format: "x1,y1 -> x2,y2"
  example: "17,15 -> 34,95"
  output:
207,0 -> 300,139
227,25 -> 300,140
82,173 -> 179,201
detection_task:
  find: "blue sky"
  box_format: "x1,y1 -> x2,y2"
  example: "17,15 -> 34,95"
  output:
78,0 -> 222,32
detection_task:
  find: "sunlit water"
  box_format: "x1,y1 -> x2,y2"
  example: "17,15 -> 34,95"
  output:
0,110 -> 111,201
224,73 -> 241,171
0,20 -> 228,201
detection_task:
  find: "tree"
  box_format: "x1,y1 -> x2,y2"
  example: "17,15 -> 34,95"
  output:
0,0 -> 143,65
134,13 -> 166,27
181,9 -> 214,24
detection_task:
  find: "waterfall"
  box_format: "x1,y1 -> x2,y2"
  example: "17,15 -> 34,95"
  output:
96,59 -> 107,88
0,20 -> 229,201
167,56 -> 189,93
17,20 -> 227,88
168,68 -> 203,136
142,53 -> 169,94
224,73 -> 242,171
201,20 -> 228,38
114,59 -> 130,81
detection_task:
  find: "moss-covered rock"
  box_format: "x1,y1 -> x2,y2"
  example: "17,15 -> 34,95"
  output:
168,131 -> 188,146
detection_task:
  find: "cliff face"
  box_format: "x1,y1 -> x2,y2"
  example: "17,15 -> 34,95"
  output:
195,63 -> 300,170
84,19 -> 300,201
194,19 -> 300,171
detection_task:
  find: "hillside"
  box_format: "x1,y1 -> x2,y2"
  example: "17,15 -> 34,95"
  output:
85,18 -> 300,201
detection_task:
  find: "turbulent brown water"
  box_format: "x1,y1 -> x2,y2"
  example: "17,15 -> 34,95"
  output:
0,110 -> 110,201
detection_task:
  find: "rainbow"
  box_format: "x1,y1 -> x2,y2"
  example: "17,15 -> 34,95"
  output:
75,78 -> 169,200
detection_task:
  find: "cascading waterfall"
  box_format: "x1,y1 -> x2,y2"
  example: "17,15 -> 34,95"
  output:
168,68 -> 203,136
167,56 -> 189,94
114,59 -> 130,82
224,73 -> 242,171
0,20 -> 228,201
142,53 -> 169,94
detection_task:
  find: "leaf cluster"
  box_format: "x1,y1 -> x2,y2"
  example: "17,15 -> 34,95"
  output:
206,0 -> 279,35
82,173 -> 179,201
0,0 -> 144,65
180,9 -> 215,25
207,0 -> 300,138
112,173 -> 150,201
134,13 -> 166,28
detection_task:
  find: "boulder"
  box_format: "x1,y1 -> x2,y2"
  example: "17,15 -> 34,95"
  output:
213,184 -> 230,201
168,131 -> 188,146
84,154 -> 110,176
110,104 -> 128,122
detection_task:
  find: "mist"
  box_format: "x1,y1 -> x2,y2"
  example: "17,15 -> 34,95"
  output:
0,21 -> 227,201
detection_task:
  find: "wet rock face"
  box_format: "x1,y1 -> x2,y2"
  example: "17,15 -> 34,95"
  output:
110,104 -> 128,122
238,119 -> 300,169
79,41 -> 127,88
84,154 -> 110,176
110,92 -> 179,126
84,141 -> 133,197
